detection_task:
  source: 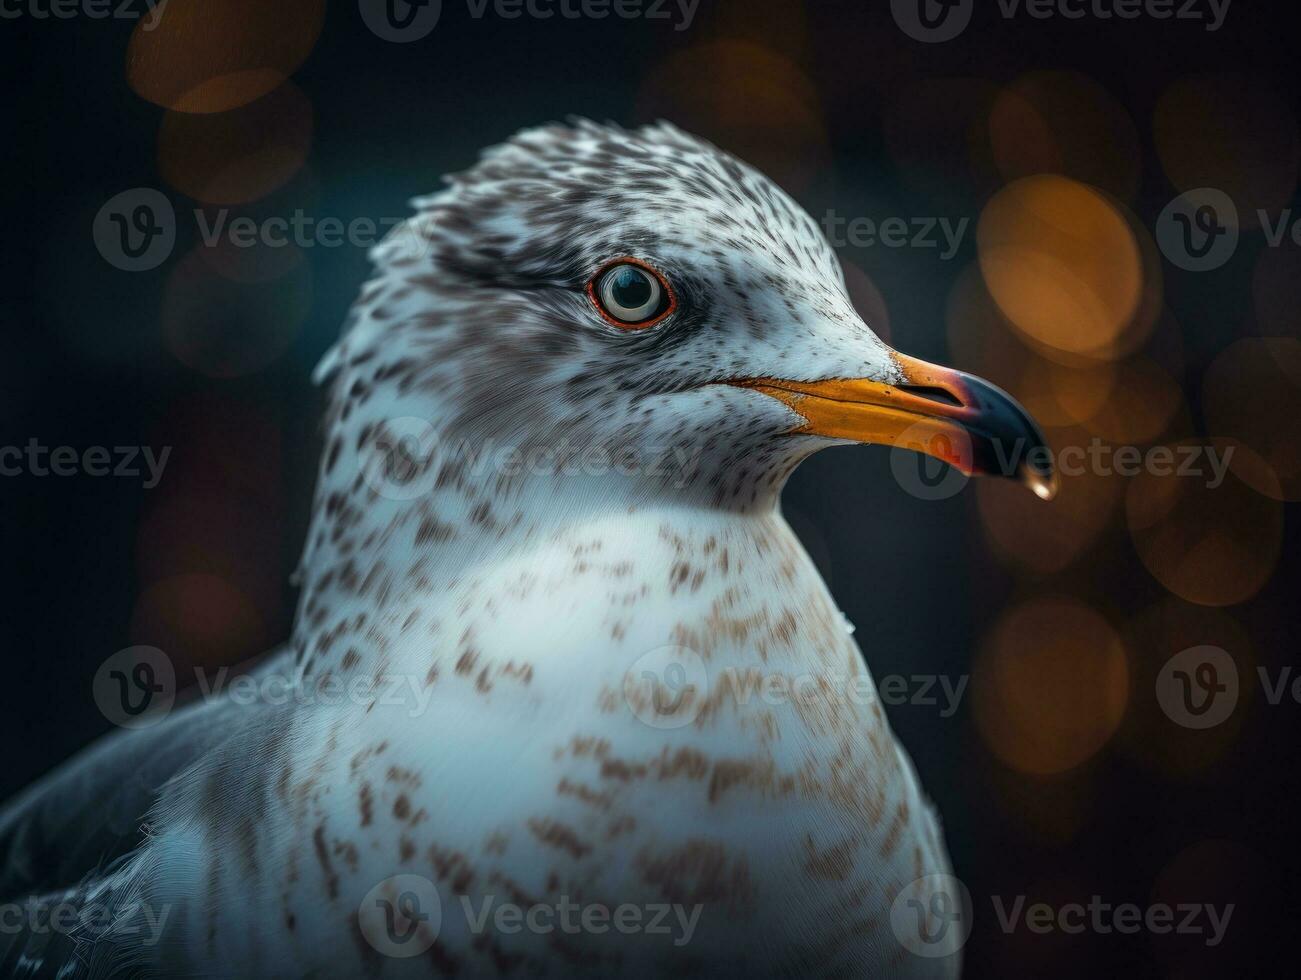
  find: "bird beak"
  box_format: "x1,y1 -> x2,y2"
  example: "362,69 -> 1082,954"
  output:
732,351 -> 1058,500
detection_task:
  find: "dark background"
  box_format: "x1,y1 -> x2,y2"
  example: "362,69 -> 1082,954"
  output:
2,1 -> 1299,976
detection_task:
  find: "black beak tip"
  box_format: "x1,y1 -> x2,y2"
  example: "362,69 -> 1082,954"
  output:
962,374 -> 1058,501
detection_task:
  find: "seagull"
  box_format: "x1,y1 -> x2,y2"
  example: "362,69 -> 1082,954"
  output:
0,120 -> 1053,979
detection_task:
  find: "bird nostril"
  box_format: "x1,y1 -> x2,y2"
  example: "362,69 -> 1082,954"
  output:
898,384 -> 964,409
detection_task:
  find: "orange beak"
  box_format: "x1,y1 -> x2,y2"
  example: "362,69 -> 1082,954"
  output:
731,352 -> 1057,500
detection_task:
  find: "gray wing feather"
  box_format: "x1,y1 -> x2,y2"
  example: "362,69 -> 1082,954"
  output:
0,648 -> 293,902
0,648 -> 295,978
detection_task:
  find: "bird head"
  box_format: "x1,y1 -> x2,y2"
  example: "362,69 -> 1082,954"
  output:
314,120 -> 1055,515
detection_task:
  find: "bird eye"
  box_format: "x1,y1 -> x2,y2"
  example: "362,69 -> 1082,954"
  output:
588,259 -> 675,329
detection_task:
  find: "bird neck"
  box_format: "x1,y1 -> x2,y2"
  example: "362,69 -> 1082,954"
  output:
287,376 -> 820,680
288,467 -> 842,685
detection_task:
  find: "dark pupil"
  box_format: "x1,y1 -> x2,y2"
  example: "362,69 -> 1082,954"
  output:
611,267 -> 652,311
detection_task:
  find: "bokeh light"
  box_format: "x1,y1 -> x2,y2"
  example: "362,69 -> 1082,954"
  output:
130,572 -> 269,672
1018,360 -> 1118,429
1079,356 -> 1187,445
881,76 -> 1003,213
195,232 -> 310,285
972,597 -> 1129,775
1126,440 -> 1283,606
1251,243 -> 1301,341
989,71 -> 1142,204
946,263 -> 1034,388
977,424 -> 1122,574
162,244 -> 312,377
703,0 -> 810,62
1202,338 -> 1301,501
1115,599 -> 1253,777
1154,73 -> 1299,230
158,82 -> 314,205
638,40 -> 829,192
978,175 -> 1143,359
127,0 -> 326,114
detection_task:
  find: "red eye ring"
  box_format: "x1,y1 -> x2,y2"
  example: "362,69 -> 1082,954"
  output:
586,257 -> 677,331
